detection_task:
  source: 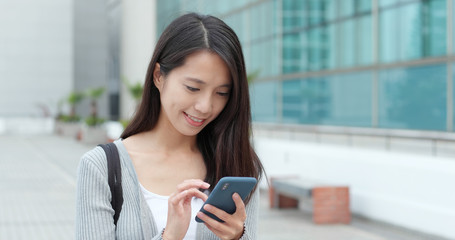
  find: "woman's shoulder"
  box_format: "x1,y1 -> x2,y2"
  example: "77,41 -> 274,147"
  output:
79,145 -> 108,174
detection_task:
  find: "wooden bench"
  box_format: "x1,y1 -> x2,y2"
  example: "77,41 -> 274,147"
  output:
269,177 -> 351,224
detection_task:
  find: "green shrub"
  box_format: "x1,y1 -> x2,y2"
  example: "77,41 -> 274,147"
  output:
85,116 -> 105,127
58,114 -> 80,123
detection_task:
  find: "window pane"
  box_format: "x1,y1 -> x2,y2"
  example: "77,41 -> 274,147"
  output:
264,0 -> 275,37
309,0 -> 323,26
379,0 -> 399,8
250,42 -> 262,76
400,2 -> 422,60
340,19 -> 355,67
282,72 -> 372,126
428,0 -> 446,56
324,0 -> 337,21
250,6 -> 260,41
378,64 -> 446,130
251,81 -> 279,122
339,0 -> 355,18
325,72 -> 372,126
260,39 -> 281,77
282,0 -> 306,31
308,27 -> 324,71
357,0 -> 372,13
282,78 -> 330,124
282,33 -> 303,73
358,15 -> 372,65
257,2 -> 268,40
380,7 -> 399,63
271,38 -> 281,76
327,23 -> 338,69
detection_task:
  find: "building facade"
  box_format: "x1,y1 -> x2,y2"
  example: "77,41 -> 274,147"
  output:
157,0 -> 453,132
0,0 -> 74,118
0,0 -> 113,121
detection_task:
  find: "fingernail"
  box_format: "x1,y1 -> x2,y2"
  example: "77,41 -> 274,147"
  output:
203,182 -> 210,187
204,204 -> 212,211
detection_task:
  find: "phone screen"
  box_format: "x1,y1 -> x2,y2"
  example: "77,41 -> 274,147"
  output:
195,176 -> 257,223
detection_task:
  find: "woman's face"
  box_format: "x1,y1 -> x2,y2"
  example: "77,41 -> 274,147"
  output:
154,50 -> 231,136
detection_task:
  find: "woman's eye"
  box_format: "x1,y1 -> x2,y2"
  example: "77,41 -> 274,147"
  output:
186,86 -> 199,92
217,92 -> 230,97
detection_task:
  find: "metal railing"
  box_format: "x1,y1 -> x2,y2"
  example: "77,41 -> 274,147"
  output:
253,122 -> 455,157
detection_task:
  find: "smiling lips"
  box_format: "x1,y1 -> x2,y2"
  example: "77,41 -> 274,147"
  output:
184,112 -> 205,127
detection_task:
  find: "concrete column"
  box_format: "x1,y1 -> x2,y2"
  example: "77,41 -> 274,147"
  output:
120,0 -> 156,120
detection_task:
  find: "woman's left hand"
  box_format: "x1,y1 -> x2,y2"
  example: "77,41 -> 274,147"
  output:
196,193 -> 246,240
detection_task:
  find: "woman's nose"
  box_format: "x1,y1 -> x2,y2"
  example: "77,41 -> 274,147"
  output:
194,94 -> 212,114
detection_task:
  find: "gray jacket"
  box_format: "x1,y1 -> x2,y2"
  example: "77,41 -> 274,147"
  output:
75,140 -> 258,239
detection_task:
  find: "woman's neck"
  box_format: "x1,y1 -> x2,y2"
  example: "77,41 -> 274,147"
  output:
138,115 -> 198,154
145,128 -> 196,152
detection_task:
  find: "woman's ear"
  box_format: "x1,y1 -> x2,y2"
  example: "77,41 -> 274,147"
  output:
153,63 -> 163,91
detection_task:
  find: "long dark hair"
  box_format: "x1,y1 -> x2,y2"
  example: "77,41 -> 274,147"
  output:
121,13 -> 264,197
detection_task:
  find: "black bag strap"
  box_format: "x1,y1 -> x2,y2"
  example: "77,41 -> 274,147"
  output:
98,143 -> 123,226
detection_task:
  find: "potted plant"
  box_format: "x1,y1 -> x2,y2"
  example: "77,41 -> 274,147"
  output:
55,91 -> 84,138
80,87 -> 108,144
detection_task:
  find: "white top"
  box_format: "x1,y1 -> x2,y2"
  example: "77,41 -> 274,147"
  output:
139,183 -> 204,240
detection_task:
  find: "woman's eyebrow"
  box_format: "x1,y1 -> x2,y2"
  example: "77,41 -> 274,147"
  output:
185,77 -> 231,88
185,77 -> 205,84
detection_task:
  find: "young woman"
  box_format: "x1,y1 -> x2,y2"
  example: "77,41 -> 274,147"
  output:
76,13 -> 264,240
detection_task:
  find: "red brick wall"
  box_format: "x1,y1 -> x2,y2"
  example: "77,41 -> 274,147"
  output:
312,186 -> 351,224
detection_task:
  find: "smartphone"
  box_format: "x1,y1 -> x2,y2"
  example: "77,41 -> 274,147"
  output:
195,176 -> 257,223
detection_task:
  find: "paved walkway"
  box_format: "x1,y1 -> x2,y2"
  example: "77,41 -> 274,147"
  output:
0,134 -> 450,239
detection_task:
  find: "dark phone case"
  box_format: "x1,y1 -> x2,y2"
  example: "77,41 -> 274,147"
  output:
195,176 -> 257,223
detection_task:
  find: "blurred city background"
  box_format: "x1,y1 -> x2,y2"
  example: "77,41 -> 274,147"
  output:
1,0 -> 455,239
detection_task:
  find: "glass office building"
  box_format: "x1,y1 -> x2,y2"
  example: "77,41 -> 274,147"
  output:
156,0 -> 453,132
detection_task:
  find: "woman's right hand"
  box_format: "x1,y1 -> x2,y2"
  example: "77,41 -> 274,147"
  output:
162,179 -> 210,240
